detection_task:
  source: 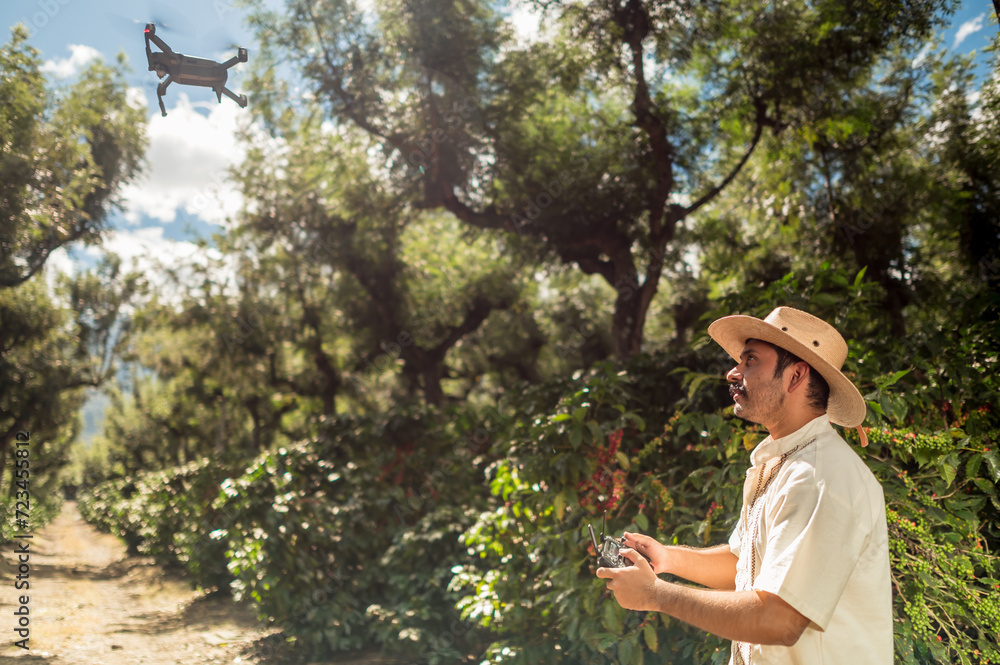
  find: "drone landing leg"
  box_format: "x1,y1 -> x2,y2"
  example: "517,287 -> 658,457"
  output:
221,86 -> 248,109
156,75 -> 174,117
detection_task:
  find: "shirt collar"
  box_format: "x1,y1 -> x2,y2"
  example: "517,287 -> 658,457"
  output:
750,414 -> 831,467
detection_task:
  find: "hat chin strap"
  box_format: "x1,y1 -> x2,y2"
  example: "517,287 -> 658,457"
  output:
856,426 -> 868,447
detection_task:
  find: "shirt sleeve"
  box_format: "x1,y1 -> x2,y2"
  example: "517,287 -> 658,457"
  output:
729,516 -> 743,558
751,464 -> 874,631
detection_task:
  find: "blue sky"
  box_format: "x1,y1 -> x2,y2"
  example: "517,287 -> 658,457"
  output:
1,0 -> 996,282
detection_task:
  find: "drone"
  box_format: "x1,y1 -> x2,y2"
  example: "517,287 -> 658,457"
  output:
144,22 -> 248,117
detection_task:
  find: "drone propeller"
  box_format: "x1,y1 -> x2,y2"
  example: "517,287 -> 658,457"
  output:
197,26 -> 244,55
106,0 -> 199,43
146,0 -> 198,34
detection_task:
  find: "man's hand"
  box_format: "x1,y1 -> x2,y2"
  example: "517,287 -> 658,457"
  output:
621,531 -> 670,575
595,548 -> 660,612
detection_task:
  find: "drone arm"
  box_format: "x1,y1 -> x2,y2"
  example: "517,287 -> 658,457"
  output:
144,30 -> 174,56
219,48 -> 248,71
156,75 -> 174,117
221,86 -> 248,109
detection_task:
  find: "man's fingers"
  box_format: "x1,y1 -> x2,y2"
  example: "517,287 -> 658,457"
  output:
620,547 -> 650,570
595,567 -> 616,579
622,531 -> 654,549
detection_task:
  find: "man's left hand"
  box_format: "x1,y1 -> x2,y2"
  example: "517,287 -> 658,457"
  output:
595,548 -> 660,612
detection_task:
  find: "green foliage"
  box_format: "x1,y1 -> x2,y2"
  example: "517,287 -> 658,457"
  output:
0,25 -> 146,288
0,24 -> 146,537
79,406 -> 497,661
216,409 -> 492,660
78,458 -> 242,589
64,6 -> 1000,665
454,269 -> 1000,664
454,356 -> 749,665
242,0 -> 954,358
863,426 -> 1000,663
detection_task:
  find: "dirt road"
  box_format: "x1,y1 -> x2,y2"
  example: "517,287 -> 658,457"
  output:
0,502 -> 277,665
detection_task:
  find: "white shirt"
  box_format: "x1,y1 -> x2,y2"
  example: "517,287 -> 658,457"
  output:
727,415 -> 892,664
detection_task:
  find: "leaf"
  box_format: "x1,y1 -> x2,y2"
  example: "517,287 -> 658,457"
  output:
877,368 -> 912,389
879,395 -> 907,424
586,420 -> 604,444
626,412 -> 646,432
868,401 -> 887,419
602,599 -> 624,634
551,413 -> 571,423
618,637 -> 633,665
554,492 -> 566,520
614,451 -> 631,470
630,640 -> 644,665
687,374 -> 709,401
813,293 -> 838,307
633,513 -> 649,531
984,450 -> 1000,483
569,422 -> 582,448
939,460 -> 957,489
853,266 -> 868,288
643,622 -> 659,652
966,453 -> 984,481
742,432 -> 761,451
973,478 -> 996,496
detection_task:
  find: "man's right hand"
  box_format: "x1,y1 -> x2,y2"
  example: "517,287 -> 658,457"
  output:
622,531 -> 670,575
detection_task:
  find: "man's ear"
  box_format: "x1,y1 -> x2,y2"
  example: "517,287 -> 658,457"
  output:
785,362 -> 811,392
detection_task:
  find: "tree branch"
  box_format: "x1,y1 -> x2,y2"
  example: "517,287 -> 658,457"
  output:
429,295 -> 512,360
681,98 -> 769,219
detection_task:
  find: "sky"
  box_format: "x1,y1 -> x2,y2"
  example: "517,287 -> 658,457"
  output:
0,0 -> 997,285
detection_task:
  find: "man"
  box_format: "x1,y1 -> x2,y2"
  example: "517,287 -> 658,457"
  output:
596,306 -> 892,664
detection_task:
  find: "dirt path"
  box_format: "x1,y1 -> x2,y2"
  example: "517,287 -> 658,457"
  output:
0,502 -> 283,665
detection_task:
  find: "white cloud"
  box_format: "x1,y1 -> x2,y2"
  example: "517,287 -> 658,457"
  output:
89,226 -> 196,264
953,12 -> 986,49
42,246 -> 77,294
83,226 -> 237,303
126,86 -> 148,112
120,93 -> 248,227
41,44 -> 102,79
509,2 -> 543,43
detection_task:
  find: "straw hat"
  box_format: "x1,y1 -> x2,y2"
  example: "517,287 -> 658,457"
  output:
707,307 -> 867,432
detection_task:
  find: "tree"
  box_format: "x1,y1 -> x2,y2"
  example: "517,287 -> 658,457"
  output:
242,0 -> 953,358
0,26 -> 146,509
232,116 -> 532,406
0,26 -> 145,287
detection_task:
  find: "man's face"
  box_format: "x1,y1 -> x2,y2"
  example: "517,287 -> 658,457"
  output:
726,340 -> 785,426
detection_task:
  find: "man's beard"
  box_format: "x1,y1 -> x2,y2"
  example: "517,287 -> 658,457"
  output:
730,376 -> 785,425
